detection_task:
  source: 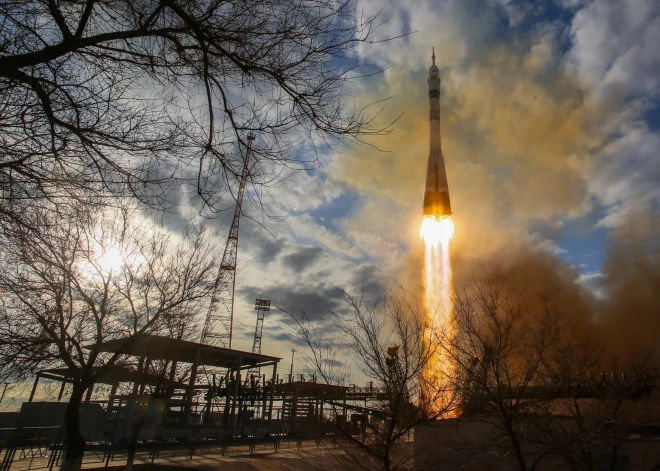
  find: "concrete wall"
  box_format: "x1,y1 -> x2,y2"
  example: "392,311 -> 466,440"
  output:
415,416 -> 558,471
414,416 -> 660,471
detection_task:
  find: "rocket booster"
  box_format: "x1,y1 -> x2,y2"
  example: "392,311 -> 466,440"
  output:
423,48 -> 452,217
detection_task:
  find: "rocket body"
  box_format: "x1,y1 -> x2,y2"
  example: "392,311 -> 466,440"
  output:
423,50 -> 452,217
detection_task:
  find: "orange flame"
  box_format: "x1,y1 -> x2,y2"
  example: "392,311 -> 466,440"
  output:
420,215 -> 456,417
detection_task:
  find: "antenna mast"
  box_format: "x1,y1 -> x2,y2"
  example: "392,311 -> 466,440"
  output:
201,133 -> 256,348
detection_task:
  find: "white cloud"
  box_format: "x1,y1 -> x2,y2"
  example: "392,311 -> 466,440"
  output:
577,270 -> 606,299
567,0 -> 660,98
528,233 -> 568,255
589,125 -> 660,228
494,0 -> 532,27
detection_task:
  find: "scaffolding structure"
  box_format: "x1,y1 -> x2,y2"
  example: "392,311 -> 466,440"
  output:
17,334 -> 389,444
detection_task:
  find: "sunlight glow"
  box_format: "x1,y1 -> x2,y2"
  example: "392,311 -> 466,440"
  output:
98,246 -> 124,274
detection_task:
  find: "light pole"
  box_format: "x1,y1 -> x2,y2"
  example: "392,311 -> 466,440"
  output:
289,349 -> 295,382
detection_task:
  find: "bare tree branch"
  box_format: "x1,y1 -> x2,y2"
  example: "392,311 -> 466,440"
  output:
0,0 -> 402,223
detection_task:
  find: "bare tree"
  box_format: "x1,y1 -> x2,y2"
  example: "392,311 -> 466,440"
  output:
285,307 -> 352,387
286,286 -> 458,471
433,273 -> 660,471
0,0 -> 397,223
441,274 -> 561,471
0,204 -> 219,471
537,337 -> 660,471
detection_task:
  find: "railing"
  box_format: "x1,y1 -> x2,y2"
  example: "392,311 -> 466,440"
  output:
0,428 -> 349,471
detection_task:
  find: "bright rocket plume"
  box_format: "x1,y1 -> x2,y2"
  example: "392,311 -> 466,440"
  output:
420,216 -> 455,415
420,49 -> 455,416
420,217 -> 454,339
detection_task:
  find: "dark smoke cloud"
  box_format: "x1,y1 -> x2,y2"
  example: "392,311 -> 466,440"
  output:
448,215 -> 660,366
326,13 -> 660,366
597,216 -> 660,361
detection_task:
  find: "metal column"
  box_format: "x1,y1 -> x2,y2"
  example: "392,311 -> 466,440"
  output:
268,361 -> 278,426
28,374 -> 40,402
184,350 -> 200,426
229,356 -> 243,427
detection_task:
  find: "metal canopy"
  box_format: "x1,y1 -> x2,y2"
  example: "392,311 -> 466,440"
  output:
92,334 -> 281,369
41,366 -> 187,388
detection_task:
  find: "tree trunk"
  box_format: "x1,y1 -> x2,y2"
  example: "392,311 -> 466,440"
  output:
383,448 -> 391,471
125,423 -> 139,471
609,442 -> 619,471
126,402 -> 148,471
59,383 -> 86,471
506,420 -> 528,471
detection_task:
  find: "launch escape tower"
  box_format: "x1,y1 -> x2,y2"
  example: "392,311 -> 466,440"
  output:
201,133 -> 256,348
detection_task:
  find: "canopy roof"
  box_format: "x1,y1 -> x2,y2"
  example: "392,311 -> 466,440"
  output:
92,334 -> 280,369
41,366 -> 187,388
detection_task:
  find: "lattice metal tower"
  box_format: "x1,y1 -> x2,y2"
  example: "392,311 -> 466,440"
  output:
200,133 -> 256,348
245,298 -> 270,386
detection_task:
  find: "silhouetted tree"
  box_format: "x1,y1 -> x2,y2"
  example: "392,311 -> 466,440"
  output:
437,273 -> 660,471
536,337 -> 660,471
286,286 -> 458,471
0,0 -> 396,223
0,205 -> 219,471
442,273 -> 562,471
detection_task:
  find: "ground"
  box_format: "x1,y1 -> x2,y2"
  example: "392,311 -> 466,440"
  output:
97,443 -> 344,471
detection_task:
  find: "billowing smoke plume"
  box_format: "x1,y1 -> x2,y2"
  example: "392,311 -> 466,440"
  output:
328,6 -> 660,365
598,217 -> 660,360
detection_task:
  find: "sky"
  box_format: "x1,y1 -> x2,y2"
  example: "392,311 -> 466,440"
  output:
204,0 -> 660,382
2,0 -> 659,408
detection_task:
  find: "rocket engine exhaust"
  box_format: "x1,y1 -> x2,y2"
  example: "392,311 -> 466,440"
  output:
423,48 -> 452,218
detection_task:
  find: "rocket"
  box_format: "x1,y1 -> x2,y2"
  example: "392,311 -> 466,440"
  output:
422,48 -> 452,217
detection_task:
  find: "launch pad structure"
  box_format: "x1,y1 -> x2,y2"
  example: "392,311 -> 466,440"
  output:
0,130 -> 390,461
1,51 -> 445,461
11,333 -> 388,450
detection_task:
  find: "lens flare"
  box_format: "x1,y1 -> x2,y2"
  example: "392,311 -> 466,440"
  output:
420,215 -> 456,417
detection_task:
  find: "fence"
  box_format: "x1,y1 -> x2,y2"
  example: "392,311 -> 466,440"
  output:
0,426 -> 336,471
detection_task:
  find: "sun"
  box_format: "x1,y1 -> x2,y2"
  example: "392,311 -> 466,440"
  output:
98,246 -> 124,274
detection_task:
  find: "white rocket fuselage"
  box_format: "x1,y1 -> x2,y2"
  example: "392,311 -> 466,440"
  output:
423,50 -> 452,217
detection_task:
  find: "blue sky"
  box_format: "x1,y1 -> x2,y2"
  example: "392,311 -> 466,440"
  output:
3,0 -> 658,407
4,0 -> 660,414
208,0 -> 660,374
151,0 -> 660,386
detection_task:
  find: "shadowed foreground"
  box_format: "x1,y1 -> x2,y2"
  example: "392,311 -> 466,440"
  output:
89,445 -> 345,471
